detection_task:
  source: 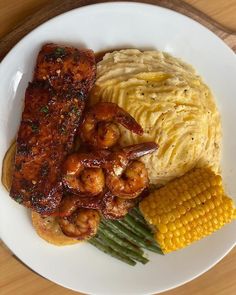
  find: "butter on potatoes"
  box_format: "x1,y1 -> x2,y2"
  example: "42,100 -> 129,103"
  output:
91,49 -> 221,185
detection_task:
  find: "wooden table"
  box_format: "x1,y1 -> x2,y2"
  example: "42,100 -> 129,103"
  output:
0,1 -> 236,294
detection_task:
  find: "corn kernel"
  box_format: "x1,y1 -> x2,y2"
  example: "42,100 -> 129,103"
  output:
179,205 -> 186,215
172,237 -> 180,245
179,227 -> 186,235
140,168 -> 236,254
210,200 -> 216,209
185,212 -> 193,222
153,216 -> 161,224
185,224 -> 192,231
168,223 -> 176,231
205,191 -> 212,200
175,219 -> 182,228
160,215 -> 169,224
173,209 -> 181,219
189,199 -> 196,208
166,231 -> 173,239
165,238 -> 173,248
173,229 -> 181,237
185,232 -> 192,240
159,224 -> 168,234
184,201 -> 191,211
181,216 -> 189,225
156,232 -> 165,241
199,194 -> 207,203
194,197 -> 201,205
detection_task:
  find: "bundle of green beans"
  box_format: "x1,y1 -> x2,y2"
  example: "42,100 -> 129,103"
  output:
88,207 -> 163,266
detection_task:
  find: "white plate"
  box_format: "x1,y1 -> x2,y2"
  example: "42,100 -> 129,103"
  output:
0,2 -> 236,295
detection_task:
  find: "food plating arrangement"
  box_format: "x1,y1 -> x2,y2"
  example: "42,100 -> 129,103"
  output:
2,43 -> 236,266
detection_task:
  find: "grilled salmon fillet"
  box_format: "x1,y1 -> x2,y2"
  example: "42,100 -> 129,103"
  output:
10,44 -> 96,214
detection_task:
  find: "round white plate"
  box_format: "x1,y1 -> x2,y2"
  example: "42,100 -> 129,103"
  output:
0,2 -> 236,295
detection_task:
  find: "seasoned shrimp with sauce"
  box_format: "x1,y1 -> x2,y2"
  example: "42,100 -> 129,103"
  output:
102,193 -> 136,219
62,151 -> 109,196
58,208 -> 100,240
58,193 -> 104,217
80,102 -> 143,149
105,142 -> 158,199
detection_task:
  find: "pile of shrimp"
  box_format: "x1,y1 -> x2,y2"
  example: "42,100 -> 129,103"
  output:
56,102 -> 158,240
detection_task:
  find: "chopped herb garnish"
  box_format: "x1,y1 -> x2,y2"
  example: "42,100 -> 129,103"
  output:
40,106 -> 49,114
54,47 -> 66,58
71,106 -> 81,116
31,123 -> 39,132
59,126 -> 67,134
15,196 -> 23,204
78,90 -> 85,99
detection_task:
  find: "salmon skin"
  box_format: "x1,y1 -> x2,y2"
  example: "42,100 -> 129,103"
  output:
10,44 -> 96,215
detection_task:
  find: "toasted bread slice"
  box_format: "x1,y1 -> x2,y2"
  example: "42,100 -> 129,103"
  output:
31,211 -> 79,246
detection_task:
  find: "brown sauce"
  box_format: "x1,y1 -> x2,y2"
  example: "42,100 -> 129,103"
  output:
1,141 -> 16,192
2,49 -> 124,192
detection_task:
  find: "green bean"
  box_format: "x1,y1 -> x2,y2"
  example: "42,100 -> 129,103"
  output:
129,209 -> 151,229
89,237 -> 136,266
123,215 -> 155,241
131,208 -> 161,249
101,219 -> 141,245
104,220 -> 162,254
118,219 -> 144,238
99,223 -> 143,254
133,207 -> 145,218
140,241 -> 163,254
97,231 -> 148,264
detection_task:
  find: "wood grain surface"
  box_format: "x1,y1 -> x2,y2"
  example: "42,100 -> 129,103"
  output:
0,1 -> 236,295
0,0 -> 236,60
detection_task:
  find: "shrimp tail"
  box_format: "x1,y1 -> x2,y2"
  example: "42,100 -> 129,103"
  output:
93,102 -> 143,135
122,142 -> 158,160
116,108 -> 143,135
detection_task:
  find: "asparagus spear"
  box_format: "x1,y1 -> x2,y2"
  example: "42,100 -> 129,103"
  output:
99,223 -> 143,255
97,230 -> 149,264
89,237 -> 136,266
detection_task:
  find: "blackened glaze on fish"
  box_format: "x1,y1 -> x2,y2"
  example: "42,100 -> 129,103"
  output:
10,44 -> 96,214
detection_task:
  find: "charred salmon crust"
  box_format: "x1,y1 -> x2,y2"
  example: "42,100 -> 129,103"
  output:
10,44 -> 96,214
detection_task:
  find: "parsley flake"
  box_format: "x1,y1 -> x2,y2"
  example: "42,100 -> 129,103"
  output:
31,123 -> 39,132
54,47 -> 66,58
40,106 -> 49,114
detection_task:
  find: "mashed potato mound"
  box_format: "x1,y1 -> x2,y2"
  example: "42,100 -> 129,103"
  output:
91,49 -> 221,185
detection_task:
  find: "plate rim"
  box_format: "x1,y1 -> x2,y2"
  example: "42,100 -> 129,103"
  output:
1,1 -> 235,67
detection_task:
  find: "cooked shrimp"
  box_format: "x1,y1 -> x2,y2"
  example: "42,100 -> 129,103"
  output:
58,194 -> 80,217
106,160 -> 149,199
105,142 -> 158,199
62,151 -> 109,196
58,208 -> 100,240
101,194 -> 136,219
58,193 -> 104,217
80,102 -> 143,149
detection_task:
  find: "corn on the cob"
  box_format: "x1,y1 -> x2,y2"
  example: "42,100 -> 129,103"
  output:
139,168 -> 236,253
